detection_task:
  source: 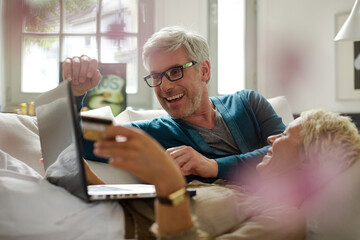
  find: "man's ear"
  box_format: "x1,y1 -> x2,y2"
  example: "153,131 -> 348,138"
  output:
200,60 -> 211,83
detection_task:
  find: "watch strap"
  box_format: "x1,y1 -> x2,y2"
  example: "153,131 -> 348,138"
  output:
157,187 -> 187,206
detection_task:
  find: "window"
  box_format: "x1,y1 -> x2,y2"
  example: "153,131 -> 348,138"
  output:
5,0 -> 154,110
218,0 -> 245,94
208,0 -> 257,96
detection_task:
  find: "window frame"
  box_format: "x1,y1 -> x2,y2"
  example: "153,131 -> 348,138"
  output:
4,0 -> 154,112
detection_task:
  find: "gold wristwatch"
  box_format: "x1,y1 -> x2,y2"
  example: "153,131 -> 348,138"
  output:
156,187 -> 187,206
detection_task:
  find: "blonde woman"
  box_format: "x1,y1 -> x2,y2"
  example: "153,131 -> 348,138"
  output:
88,109 -> 360,239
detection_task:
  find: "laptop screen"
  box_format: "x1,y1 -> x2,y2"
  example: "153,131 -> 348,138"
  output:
35,80 -> 89,200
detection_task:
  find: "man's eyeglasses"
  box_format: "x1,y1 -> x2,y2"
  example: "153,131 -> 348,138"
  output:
144,61 -> 197,87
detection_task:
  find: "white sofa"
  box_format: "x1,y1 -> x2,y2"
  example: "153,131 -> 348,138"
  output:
1,96 -> 359,239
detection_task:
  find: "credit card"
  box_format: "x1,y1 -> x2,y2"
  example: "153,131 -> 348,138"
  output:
81,116 -> 113,141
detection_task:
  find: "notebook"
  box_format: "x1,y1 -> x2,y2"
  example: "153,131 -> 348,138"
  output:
35,80 -> 167,202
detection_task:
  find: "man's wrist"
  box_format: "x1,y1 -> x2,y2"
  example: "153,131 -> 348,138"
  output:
204,159 -> 218,178
75,94 -> 87,112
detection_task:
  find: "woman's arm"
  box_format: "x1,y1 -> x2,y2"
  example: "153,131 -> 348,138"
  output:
94,125 -> 194,235
83,158 -> 104,185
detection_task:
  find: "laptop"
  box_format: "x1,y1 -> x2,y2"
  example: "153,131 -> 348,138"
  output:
35,80 -> 194,202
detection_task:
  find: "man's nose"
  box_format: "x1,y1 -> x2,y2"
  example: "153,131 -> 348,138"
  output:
159,74 -> 174,91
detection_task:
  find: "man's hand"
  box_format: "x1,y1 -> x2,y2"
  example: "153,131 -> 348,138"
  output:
62,55 -> 101,96
166,146 -> 218,178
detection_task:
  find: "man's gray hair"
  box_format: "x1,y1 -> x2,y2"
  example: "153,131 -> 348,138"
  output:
142,26 -> 210,71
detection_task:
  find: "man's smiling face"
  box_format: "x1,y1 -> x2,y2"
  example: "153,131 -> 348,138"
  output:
148,47 -> 207,119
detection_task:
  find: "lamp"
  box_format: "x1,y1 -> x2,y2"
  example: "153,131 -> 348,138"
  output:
335,0 -> 360,41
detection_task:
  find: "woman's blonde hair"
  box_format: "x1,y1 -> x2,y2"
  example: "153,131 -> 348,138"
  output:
300,109 -> 360,174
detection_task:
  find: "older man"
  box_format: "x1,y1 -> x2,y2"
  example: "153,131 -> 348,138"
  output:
64,26 -> 285,183
91,109 -> 360,239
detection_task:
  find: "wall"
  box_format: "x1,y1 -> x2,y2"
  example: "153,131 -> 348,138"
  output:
257,0 -> 360,114
154,0 -> 208,37
152,0 -> 208,108
0,0 -> 4,111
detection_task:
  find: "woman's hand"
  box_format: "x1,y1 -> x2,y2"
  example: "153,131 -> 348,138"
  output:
93,125 -> 185,195
93,125 -> 193,234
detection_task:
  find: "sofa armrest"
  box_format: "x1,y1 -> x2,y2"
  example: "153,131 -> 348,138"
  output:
267,96 -> 294,126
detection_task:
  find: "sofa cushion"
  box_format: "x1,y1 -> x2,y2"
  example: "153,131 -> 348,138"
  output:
0,113 -> 44,175
267,96 -> 294,126
114,96 -> 294,126
80,106 -> 115,121
115,108 -> 167,123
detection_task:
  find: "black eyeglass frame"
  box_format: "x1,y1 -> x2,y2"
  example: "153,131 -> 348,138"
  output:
143,61 -> 197,87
